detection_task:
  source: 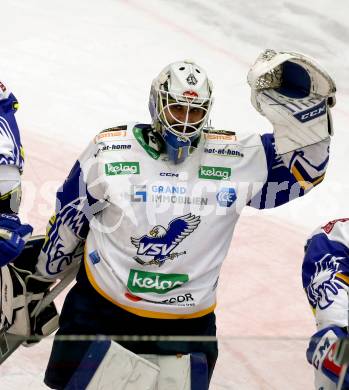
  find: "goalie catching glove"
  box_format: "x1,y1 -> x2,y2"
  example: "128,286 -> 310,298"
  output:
247,49 -> 336,154
0,237 -> 59,344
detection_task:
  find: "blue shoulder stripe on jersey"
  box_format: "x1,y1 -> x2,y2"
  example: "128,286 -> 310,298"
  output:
288,148 -> 329,189
248,133 -> 305,209
41,160 -> 99,275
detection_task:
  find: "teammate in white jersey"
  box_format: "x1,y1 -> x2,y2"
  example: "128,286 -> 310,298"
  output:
303,218 -> 349,390
0,81 -> 32,267
37,50 -> 336,389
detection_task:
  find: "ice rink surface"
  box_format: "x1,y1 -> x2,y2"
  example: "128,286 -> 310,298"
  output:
1,0 -> 349,388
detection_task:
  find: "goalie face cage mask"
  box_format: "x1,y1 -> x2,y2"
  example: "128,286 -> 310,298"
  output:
149,60 -> 213,164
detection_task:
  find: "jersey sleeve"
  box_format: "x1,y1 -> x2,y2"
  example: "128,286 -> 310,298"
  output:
249,133 -> 330,209
37,140 -> 108,278
0,93 -> 24,214
302,219 -> 349,329
0,93 -> 24,172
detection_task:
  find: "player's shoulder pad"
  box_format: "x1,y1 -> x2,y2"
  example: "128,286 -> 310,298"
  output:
310,218 -> 349,242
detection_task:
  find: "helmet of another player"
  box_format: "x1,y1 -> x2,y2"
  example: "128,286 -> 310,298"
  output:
149,60 -> 213,164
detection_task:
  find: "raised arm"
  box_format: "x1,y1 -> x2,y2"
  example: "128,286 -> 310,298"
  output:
248,50 -> 334,209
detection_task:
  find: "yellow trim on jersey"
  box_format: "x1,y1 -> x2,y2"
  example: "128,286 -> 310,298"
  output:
311,174 -> 325,186
84,252 -> 216,319
336,273 -> 349,287
20,146 -> 25,160
291,165 -> 325,190
0,185 -> 20,200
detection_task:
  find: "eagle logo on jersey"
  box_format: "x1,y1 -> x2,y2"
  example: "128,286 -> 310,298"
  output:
306,255 -> 344,310
130,213 -> 200,267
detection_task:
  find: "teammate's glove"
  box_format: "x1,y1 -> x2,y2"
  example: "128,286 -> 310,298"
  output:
307,325 -> 348,386
247,49 -> 336,154
0,213 -> 33,266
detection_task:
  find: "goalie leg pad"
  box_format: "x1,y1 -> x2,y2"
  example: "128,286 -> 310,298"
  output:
1,264 -> 31,335
65,340 -> 160,390
65,341 -> 209,390
0,236 -> 59,340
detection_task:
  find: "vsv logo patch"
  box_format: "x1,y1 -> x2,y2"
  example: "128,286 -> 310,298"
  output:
306,255 -> 343,310
130,213 -> 200,266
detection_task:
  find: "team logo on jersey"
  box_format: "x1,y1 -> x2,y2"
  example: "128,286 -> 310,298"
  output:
306,255 -> 344,310
130,213 -> 200,266
131,185 -> 147,202
105,162 -> 140,176
216,188 -> 237,207
199,166 -> 231,180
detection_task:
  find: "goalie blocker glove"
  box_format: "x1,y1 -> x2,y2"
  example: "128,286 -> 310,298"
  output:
247,49 -> 336,155
0,236 -> 59,345
307,325 -> 349,387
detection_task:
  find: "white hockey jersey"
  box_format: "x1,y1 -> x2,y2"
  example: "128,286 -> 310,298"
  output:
303,218 -> 349,390
0,87 -> 23,172
38,123 -> 330,318
303,218 -> 349,329
0,87 -> 23,208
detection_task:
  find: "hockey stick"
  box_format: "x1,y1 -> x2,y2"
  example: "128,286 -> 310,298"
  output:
30,263 -> 79,318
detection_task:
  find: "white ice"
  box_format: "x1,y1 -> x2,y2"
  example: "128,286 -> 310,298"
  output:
0,0 -> 349,388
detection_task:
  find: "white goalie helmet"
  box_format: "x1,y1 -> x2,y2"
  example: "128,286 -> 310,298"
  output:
149,60 -> 213,163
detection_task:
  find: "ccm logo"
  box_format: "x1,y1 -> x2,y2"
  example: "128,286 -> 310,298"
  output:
295,101 -> 326,123
301,106 -> 326,120
160,172 -> 179,177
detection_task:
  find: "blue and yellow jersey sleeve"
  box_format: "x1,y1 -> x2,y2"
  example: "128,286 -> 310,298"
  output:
0,93 -> 24,172
302,219 -> 349,321
38,140 -> 108,277
249,133 -> 329,209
